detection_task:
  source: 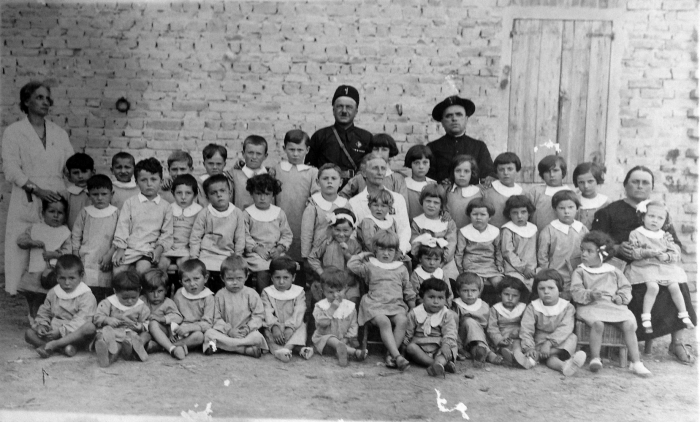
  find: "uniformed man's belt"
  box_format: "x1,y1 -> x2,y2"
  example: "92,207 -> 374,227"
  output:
340,170 -> 355,179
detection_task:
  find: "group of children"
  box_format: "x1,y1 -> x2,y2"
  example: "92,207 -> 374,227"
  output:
22,130 -> 691,378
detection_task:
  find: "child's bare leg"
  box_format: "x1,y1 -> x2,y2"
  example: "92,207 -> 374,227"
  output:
588,321 -> 604,360
545,351 -> 566,372
158,256 -> 173,273
45,322 -> 96,352
325,337 -> 350,366
405,343 -> 434,367
372,315 -> 400,358
25,328 -> 46,348
667,282 -> 693,328
112,264 -> 131,276
174,331 -> 204,351
488,276 -> 503,289
642,282 -> 659,315
149,321 -> 178,353
389,313 -> 408,351
613,320 -> 641,363
134,260 -> 153,275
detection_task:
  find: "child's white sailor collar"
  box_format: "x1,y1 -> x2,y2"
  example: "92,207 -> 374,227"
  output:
113,178 -> 137,189
414,266 -> 444,280
199,174 -> 210,182
173,202 -> 203,217
451,184 -> 480,198
502,221 -> 538,238
311,192 -> 347,211
550,219 -> 584,235
138,193 -> 162,204
493,302 -> 526,319
245,204 -> 281,222
460,224 -> 500,242
579,263 -> 616,274
107,294 -> 145,311
264,284 -> 303,301
369,257 -> 404,270
316,298 -> 355,319
181,287 -> 214,300
413,214 -> 447,233
67,184 -> 86,195
579,193 -> 608,210
544,185 -> 572,196
634,226 -> 664,239
368,214 -> 394,230
405,177 -> 435,192
413,304 -> 448,335
54,282 -> 91,300
531,298 -> 570,316
453,298 -> 483,313
208,203 -> 236,218
491,180 -> 522,197
85,205 -> 118,218
242,165 -> 267,179
280,161 -> 311,172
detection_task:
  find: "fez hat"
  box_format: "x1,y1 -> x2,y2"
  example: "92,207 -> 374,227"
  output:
431,96 -> 476,121
332,85 -> 360,106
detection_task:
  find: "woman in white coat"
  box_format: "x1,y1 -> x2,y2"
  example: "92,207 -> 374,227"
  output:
2,81 -> 74,312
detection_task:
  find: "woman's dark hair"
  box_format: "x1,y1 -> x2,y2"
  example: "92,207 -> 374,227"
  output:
466,197 -> 495,217
573,162 -> 606,185
370,133 -> 399,158
270,255 -> 298,276
87,174 -> 113,192
537,155 -> 567,179
448,155 -> 479,185
246,173 -> 282,196
623,165 -> 655,189
20,81 -> 52,114
172,174 -> 199,196
494,152 -> 522,172
581,231 -> 617,262
503,194 -> 536,219
135,157 -> 163,179
404,144 -> 433,168
419,277 -> 448,298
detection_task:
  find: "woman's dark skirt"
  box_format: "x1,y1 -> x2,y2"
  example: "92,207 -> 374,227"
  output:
629,283 -> 697,341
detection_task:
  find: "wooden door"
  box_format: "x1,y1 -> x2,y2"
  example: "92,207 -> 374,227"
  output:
507,19 -> 613,183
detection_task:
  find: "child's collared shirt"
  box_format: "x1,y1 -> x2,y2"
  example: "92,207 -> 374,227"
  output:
173,287 -> 215,332
357,215 -> 401,252
486,302 -> 526,346
576,192 -> 610,230
537,219 -> 589,296
307,237 -> 361,275
519,298 -> 576,353
527,184 -> 573,232
482,181 -> 525,228
455,224 -> 503,278
61,184 -> 91,231
72,205 -> 119,288
410,266 -> 453,306
165,202 -> 203,258
500,221 -> 538,289
142,296 -> 183,326
111,178 -> 140,210
452,298 -> 489,328
189,203 -> 245,271
243,204 -> 293,272
312,298 -> 359,353
94,295 -> 151,339
33,282 -> 96,337
230,166 -> 267,210
446,184 -> 482,230
404,304 -> 458,350
300,193 -> 348,258
113,193 -> 174,265
212,286 -> 264,335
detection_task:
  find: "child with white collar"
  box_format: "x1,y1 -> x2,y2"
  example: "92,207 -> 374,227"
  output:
61,152 -> 95,230
445,155 -> 483,230
482,152 -> 526,228
172,259 -> 216,354
573,162 -> 610,230
486,276 -> 529,365
71,175 -> 120,303
452,273 -> 500,366
195,144 -> 228,208
243,174 -> 293,293
536,190 -> 589,300
159,174 -> 203,275
527,155 -> 573,232
93,271 -> 151,367
410,234 -> 453,307
500,195 -> 538,291
357,189 -> 402,253
403,144 -> 436,221
455,198 -> 504,289
110,152 -> 140,210
229,135 -> 270,210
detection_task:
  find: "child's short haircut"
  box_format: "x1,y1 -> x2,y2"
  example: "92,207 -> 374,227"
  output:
466,197 -> 495,217
419,277 -> 448,298
203,174 -> 229,196
243,135 -> 268,155
533,269 -> 564,292
369,133 -> 399,158
372,230 -> 399,251
318,163 -> 342,179
168,150 -> 194,169
419,184 -> 445,207
203,143 -> 227,161
220,255 -> 249,276
246,173 -> 282,196
551,190 -> 580,210
330,207 -> 357,228
498,276 -> 529,299
456,272 -> 483,292
66,153 -> 95,171
403,144 -> 433,168
55,254 -> 84,275
448,155 -> 479,185
572,162 -> 606,185
537,155 -> 567,179
135,157 -> 163,179
415,244 -> 444,261
87,174 -> 113,192
172,174 -> 199,196
142,269 -> 168,291
581,231 -> 617,262
367,189 -> 394,209
112,270 -> 141,292
494,152 -> 522,172
503,194 -> 536,218
111,152 -> 135,167
42,196 -> 69,217
179,258 -> 208,278
270,255 -> 298,275
320,266 -> 348,290
283,129 -> 309,147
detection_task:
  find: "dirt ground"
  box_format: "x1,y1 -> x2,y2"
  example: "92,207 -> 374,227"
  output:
0,290 -> 698,422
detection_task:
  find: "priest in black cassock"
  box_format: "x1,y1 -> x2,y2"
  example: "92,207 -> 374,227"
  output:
426,96 -> 495,184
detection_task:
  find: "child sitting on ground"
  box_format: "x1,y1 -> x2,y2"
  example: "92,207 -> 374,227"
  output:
61,152 -> 95,230
25,255 -> 97,358
204,255 -> 267,358
482,152 -> 525,228
403,144 -> 436,221
110,152 -> 139,210
171,259 -> 215,354
112,157 -> 173,275
261,256 -> 314,362
404,277 -> 458,377
357,189 -> 404,253
500,195 -> 538,290
93,270 -> 151,367
311,267 -> 363,366
486,276 -> 529,365
409,234 -> 453,307
159,174 -> 203,270
517,269 -> 586,376
140,269 -> 186,360
527,155 -> 572,232
348,231 -> 415,371
455,198 -> 504,289
72,175 -> 119,303
229,135 -> 270,209
573,162 -> 610,230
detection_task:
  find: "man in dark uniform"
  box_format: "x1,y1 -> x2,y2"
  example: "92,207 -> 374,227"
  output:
426,96 -> 495,184
305,85 -> 372,183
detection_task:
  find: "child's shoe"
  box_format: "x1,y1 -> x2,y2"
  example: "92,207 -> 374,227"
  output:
629,361 -> 652,378
101,326 -> 119,355
471,345 -> 488,368
501,349 -> 515,366
170,345 -> 186,360
63,345 -> 77,357
36,346 -> 53,359
95,338 -> 111,367
121,338 -> 134,360
679,312 -> 695,330
146,340 -> 161,354
562,351 -> 587,377
244,346 -> 262,359
395,355 -> 410,371
513,349 -> 536,369
444,361 -> 457,374
204,341 -> 217,355
128,332 -> 148,361
641,313 -> 653,334
299,347 -> 314,360
273,348 -> 292,362
336,343 -> 349,367
427,362 -> 445,378
589,357 -> 603,373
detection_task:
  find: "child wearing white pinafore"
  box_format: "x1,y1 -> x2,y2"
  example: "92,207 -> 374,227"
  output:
500,195 -> 538,291
455,198 -> 504,288
481,152 -> 526,229
403,144 -> 436,221
527,155 -> 572,232
357,189 -> 402,253
445,155 -> 482,231
160,175 -> 203,268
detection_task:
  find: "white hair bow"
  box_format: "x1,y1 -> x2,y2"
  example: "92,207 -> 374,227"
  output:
636,199 -> 651,213
412,233 -> 448,249
327,212 -> 356,227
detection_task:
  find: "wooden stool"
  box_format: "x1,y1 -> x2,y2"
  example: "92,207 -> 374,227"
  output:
575,320 -> 628,368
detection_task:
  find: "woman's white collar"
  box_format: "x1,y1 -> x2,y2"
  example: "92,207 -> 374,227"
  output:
369,257 -> 403,270
280,161 -> 311,172
173,202 -> 203,217
544,185 -> 572,196
578,193 -> 608,210
451,184 -> 480,198
413,214 -> 447,233
550,220 -> 584,235
460,224 -> 500,242
54,282 -> 91,300
264,284 -> 303,301
414,266 -> 444,280
531,298 -> 570,316
85,205 -> 118,218
453,298 -> 483,313
634,226 -> 664,239
181,288 -> 213,300
502,221 -> 537,238
491,180 -> 522,197
311,192 -> 347,211
493,302 -> 526,319
316,299 -> 355,319
107,295 -> 145,311
579,263 -> 616,274
405,177 -> 435,192
208,203 -> 236,218
245,204 -> 281,222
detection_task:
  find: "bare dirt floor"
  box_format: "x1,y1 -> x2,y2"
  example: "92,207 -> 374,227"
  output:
0,289 -> 698,422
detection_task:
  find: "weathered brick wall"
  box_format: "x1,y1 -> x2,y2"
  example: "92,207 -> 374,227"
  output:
0,0 -> 697,288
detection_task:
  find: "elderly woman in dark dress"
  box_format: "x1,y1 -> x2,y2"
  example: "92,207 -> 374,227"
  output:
592,166 -> 696,363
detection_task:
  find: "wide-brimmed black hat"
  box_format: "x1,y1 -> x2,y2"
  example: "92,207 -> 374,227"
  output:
431,96 -> 475,121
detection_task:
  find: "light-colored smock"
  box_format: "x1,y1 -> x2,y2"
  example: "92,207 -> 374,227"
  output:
527,184 -> 572,232
312,298 -> 358,353
300,193 -> 348,259
243,205 -> 293,272
164,202 -> 202,258
142,296 -> 183,326
445,184 -> 482,231
405,177 -> 436,222
455,224 -> 503,278
189,203 -> 245,271
500,221 -> 538,290
536,220 -> 589,298
205,286 -> 268,351
32,282 -> 96,337
72,205 -> 119,289
348,187 -> 411,254
112,194 -> 173,265
482,181 -> 525,228
410,214 -> 458,280
520,298 -> 577,356
18,222 -> 71,294
404,305 -> 458,360
571,263 -> 636,326
261,284 -> 307,351
576,193 -> 610,230
486,302 -> 526,347
626,227 -> 688,285
94,295 -> 150,341
357,215 -> 399,252
452,298 -> 490,346
172,287 -> 215,333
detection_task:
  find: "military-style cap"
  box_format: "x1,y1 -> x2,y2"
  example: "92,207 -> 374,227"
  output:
431,96 -> 475,121
332,85 -> 360,106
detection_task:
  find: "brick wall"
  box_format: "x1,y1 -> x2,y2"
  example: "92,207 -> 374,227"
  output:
0,0 -> 697,288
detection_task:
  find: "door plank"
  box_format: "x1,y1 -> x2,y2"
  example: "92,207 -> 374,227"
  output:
584,20 -> 613,165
